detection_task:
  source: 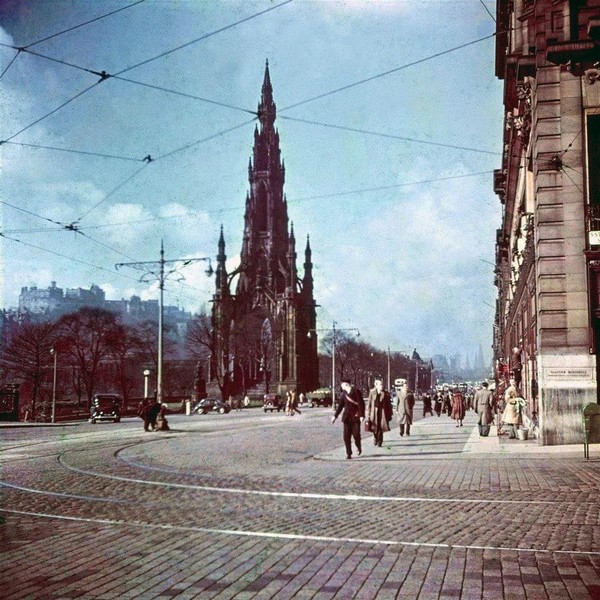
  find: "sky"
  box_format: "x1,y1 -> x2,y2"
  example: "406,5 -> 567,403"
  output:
0,0 -> 503,365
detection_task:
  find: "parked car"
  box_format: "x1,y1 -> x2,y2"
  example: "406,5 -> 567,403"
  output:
89,393 -> 122,424
193,398 -> 230,415
263,393 -> 282,412
306,387 -> 333,407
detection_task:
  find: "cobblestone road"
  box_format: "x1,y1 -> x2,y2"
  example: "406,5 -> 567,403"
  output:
1,407 -> 599,599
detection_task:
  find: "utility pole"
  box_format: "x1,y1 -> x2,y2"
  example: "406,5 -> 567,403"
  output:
50,347 -> 57,424
387,346 -> 391,392
117,241 -> 213,404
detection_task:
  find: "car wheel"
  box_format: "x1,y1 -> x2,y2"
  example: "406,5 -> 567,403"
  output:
114,418 -> 120,423
202,409 -> 208,414
219,407 -> 225,414
264,409 -> 267,412
90,419 -> 96,424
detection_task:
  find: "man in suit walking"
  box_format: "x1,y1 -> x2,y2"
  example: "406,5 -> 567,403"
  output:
332,379 -> 365,459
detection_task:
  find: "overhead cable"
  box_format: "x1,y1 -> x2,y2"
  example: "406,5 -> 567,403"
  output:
154,118 -> 256,161
111,75 -> 256,115
112,0 -> 294,76
280,32 -> 497,112
1,81 -> 100,143
479,0 -> 496,23
23,0 -> 147,48
288,171 -> 495,203
0,50 -> 21,79
75,163 -> 149,222
280,115 -> 501,156
0,199 -> 67,228
2,140 -> 143,162
0,233 -> 141,283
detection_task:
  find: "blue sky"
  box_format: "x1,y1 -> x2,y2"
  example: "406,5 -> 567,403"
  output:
0,0 -> 502,364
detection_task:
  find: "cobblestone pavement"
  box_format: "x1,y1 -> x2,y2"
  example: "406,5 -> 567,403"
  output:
1,407 -> 599,599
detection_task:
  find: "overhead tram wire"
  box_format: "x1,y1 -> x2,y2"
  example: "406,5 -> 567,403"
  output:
478,0 -> 496,23
279,116 -> 501,156
23,0 -> 146,48
1,169 -> 495,238
75,162 -> 150,223
108,76 -> 256,115
1,141 -> 143,162
280,32 -> 497,112
0,199 -> 68,228
111,0 -> 294,77
0,50 -> 22,79
0,81 -> 101,143
0,233 -> 141,284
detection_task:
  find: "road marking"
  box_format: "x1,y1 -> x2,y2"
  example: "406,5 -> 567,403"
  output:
2,507 -> 599,557
56,455 -> 598,506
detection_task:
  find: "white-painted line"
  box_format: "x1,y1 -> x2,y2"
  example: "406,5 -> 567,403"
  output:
2,507 -> 599,557
55,457 -> 598,506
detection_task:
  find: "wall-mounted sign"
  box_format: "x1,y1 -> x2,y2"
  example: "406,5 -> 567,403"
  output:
543,367 -> 595,381
589,230 -> 600,245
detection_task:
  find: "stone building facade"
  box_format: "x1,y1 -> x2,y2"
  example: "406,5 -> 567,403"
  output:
494,0 -> 600,444
210,63 -> 319,397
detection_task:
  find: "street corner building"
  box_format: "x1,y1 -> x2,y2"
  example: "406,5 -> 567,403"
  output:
494,1 -> 600,444
209,62 -> 319,398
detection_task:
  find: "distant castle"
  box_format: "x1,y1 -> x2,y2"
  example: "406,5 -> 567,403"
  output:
17,281 -> 191,333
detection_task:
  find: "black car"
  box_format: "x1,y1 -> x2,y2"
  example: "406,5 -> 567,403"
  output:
193,398 -> 231,414
89,394 -> 122,424
263,393 -> 282,412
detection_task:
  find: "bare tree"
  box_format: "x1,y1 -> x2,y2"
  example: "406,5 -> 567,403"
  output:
0,320 -> 57,418
56,307 -> 122,406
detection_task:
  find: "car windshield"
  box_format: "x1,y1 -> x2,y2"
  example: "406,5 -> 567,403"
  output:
96,398 -> 117,409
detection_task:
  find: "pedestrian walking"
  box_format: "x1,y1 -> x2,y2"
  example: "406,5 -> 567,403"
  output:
289,388 -> 300,415
433,391 -> 443,417
331,379 -> 365,459
442,390 -> 452,416
473,381 -> 494,436
422,392 -> 433,417
451,387 -> 466,427
396,383 -> 415,436
366,377 -> 393,447
502,377 -> 522,439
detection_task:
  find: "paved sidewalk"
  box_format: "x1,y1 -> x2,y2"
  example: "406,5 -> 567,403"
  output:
315,410 -> 584,461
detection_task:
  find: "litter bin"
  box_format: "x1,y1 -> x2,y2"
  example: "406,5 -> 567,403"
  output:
516,427 -> 529,441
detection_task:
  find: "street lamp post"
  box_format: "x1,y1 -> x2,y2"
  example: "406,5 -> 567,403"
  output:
117,241 -> 213,405
143,369 -> 151,399
50,347 -> 57,424
308,321 -> 359,409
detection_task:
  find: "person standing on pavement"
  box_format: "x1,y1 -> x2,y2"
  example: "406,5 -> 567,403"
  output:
473,381 -> 494,436
451,387 -> 466,427
366,377 -> 393,447
137,398 -> 151,431
433,391 -> 443,417
147,397 -> 162,431
396,383 -> 415,436
331,379 -> 365,459
502,377 -> 522,439
422,392 -> 433,417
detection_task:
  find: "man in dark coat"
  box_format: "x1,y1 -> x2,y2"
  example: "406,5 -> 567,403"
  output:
147,398 -> 162,431
332,379 -> 365,459
366,377 -> 393,447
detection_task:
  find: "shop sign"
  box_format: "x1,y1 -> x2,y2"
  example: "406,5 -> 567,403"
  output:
589,230 -> 600,246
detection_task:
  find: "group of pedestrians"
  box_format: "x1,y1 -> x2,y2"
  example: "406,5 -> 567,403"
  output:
331,377 -> 415,459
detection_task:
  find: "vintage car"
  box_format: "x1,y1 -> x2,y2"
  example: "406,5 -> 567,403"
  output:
89,393 -> 122,424
306,387 -> 333,407
263,393 -> 282,412
193,398 -> 231,414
